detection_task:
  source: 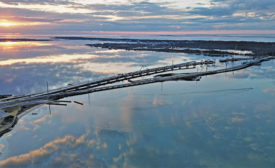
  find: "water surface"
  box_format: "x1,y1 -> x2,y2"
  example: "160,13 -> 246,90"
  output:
0,36 -> 274,168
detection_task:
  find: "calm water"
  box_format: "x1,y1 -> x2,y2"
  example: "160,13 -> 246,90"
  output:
0,36 -> 274,168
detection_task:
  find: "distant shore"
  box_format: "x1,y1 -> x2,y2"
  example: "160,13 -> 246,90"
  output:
55,36 -> 275,57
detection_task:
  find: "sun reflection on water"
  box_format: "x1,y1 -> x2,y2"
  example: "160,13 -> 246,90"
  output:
0,41 -> 51,51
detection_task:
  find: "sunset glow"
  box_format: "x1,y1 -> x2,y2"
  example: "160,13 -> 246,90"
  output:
0,19 -> 49,28
0,41 -> 51,50
0,0 -> 273,35
0,20 -> 19,27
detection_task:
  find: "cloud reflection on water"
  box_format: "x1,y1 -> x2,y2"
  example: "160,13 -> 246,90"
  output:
0,133 -> 89,167
0,39 -> 274,167
0,53 -> 99,66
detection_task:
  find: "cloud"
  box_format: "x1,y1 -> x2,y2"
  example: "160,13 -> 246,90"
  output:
190,0 -> 275,19
0,0 -> 274,37
0,1 -> 95,14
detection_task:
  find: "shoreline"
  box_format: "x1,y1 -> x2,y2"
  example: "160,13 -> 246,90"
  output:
55,36 -> 275,57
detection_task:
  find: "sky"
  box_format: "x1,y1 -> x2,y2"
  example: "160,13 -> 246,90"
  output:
0,0 -> 275,36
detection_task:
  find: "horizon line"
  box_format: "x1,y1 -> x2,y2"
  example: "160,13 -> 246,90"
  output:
86,30 -> 275,35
